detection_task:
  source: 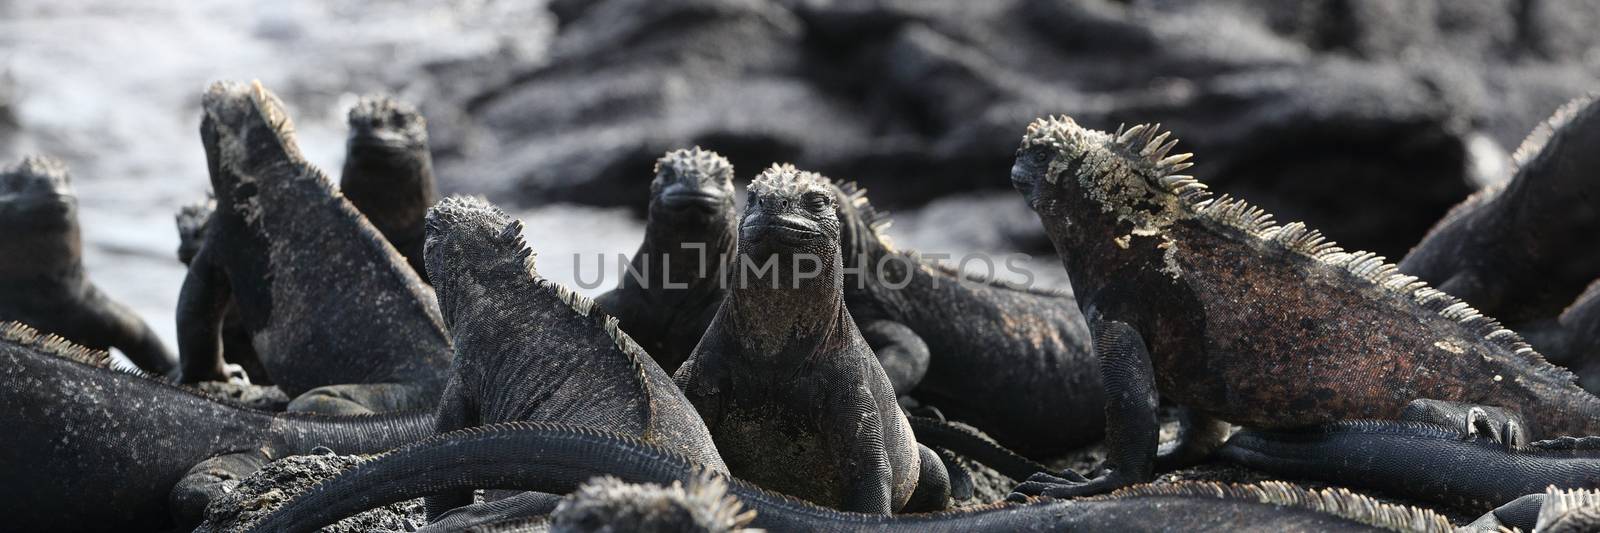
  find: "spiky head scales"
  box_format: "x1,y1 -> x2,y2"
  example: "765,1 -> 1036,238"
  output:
347,93 -> 428,146
202,80 -> 303,170
655,147 -> 734,187
748,163 -> 832,199
1,155 -> 73,195
550,475 -> 755,533
423,195 -> 537,282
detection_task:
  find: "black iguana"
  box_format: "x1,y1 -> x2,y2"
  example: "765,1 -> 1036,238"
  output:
596,147 -> 738,374
832,180 -> 1103,456
175,80 -> 451,414
0,155 -> 177,375
0,321 -> 431,531
1006,115 -> 1600,499
1400,94 -> 1600,327
673,164 -> 949,514
420,195 -> 727,520
341,93 -> 439,281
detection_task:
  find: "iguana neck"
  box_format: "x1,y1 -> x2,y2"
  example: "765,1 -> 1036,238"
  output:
725,250 -> 850,376
341,146 -> 437,238
619,213 -> 736,306
0,210 -> 82,281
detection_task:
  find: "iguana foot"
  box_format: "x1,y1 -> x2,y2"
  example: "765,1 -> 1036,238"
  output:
1402,399 -> 1525,449
169,451 -> 268,528
287,382 -> 430,414
223,363 -> 251,385
1006,468 -> 1135,501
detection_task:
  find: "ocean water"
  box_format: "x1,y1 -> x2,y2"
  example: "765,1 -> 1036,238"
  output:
0,0 -> 555,350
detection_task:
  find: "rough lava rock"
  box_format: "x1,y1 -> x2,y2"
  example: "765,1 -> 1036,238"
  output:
429,0 -> 1600,257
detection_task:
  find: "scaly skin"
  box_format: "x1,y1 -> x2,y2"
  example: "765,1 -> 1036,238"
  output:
1400,94 -> 1600,327
175,80 -> 451,412
596,147 -> 737,374
674,164 -> 937,513
1220,419 -> 1600,512
0,322 -> 431,532
1007,116 -> 1600,499
421,195 -> 726,520
833,181 -> 1102,456
341,94 -> 438,282
0,156 -> 176,375
246,422 -> 1457,533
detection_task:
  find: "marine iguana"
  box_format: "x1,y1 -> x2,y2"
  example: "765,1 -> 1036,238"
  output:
1526,280 -> 1600,392
596,147 -> 738,374
245,422 -> 1459,533
341,93 -> 438,281
0,321 -> 431,532
175,80 -> 451,413
674,164 -> 949,514
1219,418 -> 1600,512
832,181 -> 1103,455
0,155 -> 177,375
175,197 -> 269,384
1006,116 -> 1600,499
420,195 -> 727,520
1400,94 -> 1600,327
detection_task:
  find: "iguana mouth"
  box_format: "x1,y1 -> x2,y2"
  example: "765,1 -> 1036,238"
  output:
659,186 -> 726,212
347,129 -> 416,151
741,214 -> 822,243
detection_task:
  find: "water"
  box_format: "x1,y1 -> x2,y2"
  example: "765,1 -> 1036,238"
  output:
0,0 -> 555,350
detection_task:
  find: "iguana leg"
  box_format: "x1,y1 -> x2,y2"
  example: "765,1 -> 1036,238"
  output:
425,378 -> 477,521
858,318 -> 930,395
1009,320 -> 1157,500
169,450 -> 269,528
933,447 -> 975,501
902,444 -> 951,512
286,382 -> 433,415
1401,398 -> 1525,448
175,244 -> 233,383
1154,409 -> 1230,472
838,396 -> 895,514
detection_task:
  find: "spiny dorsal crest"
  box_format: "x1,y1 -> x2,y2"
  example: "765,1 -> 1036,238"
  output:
655,147 -> 733,185
748,163 -> 831,197
1021,116 -> 1202,202
348,93 -> 427,142
552,474 -> 756,533
202,80 -> 304,165
1513,93 -> 1597,171
0,321 -> 119,370
426,195 -> 538,280
836,181 -> 893,236
1536,486 -> 1600,533
1101,481 -> 1453,533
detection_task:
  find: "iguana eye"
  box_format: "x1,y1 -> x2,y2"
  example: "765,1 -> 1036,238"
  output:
1033,150 -> 1050,164
805,194 -> 830,212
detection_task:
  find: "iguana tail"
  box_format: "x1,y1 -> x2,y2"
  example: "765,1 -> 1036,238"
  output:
907,415 -> 1052,481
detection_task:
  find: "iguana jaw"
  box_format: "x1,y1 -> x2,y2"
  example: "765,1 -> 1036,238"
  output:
345,94 -> 427,151
0,156 -> 77,226
648,147 -> 736,220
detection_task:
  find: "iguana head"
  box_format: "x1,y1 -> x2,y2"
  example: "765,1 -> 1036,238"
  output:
0,156 -> 75,219
1011,116 -> 1198,234
649,147 -> 736,223
0,156 -> 81,275
740,163 -> 840,262
423,195 -> 535,324
199,80 -> 305,199
174,197 -> 215,265
345,94 -> 428,154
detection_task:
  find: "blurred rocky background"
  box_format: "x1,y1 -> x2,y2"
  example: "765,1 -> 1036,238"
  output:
2,0 -> 1597,350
